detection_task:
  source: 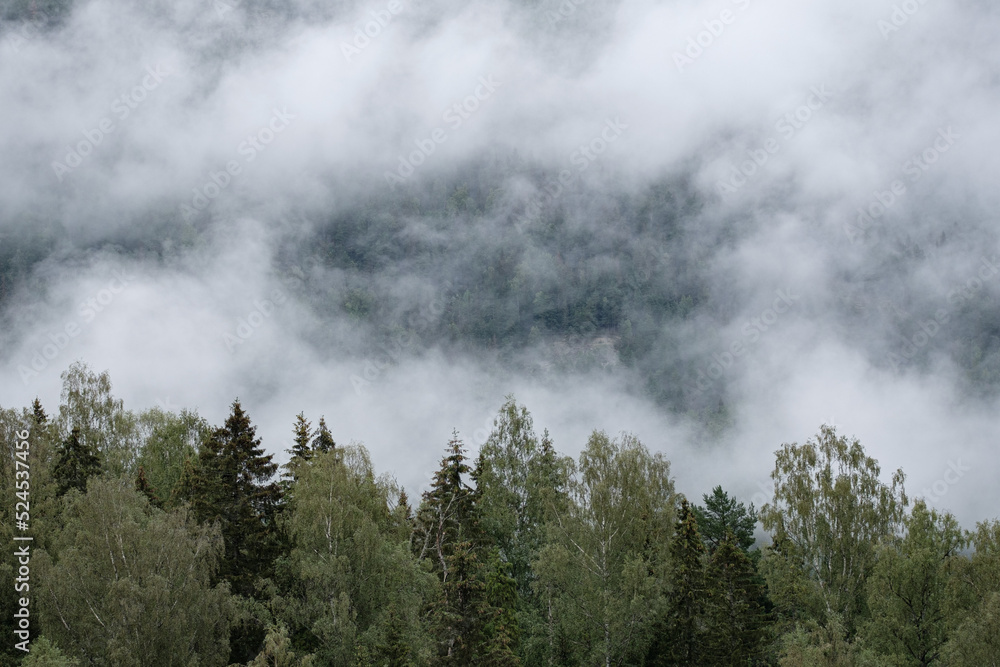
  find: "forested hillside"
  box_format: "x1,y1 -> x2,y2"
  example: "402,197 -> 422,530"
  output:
2,363 -> 998,665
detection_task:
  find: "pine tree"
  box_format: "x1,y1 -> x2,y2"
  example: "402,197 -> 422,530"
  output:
648,498 -> 707,666
415,434 -> 489,662
312,417 -> 336,454
703,533 -> 769,666
180,400 -> 282,594
176,400 -> 283,663
53,427 -> 101,496
694,486 -> 758,556
479,551 -> 521,666
289,413 -> 313,462
32,397 -> 47,425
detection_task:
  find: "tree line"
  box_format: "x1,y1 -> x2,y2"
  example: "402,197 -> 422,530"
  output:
1,362 -> 999,666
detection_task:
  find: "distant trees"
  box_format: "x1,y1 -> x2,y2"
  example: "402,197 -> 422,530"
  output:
5,364 -> 1000,666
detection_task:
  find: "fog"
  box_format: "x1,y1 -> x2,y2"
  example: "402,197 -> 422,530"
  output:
1,0 -> 998,526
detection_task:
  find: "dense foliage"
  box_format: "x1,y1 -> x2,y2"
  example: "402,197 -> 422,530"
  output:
2,363 -> 999,665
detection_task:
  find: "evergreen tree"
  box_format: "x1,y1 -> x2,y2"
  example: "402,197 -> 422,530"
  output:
703,534 -> 769,665
648,498 -> 707,666
32,397 -> 47,425
414,434 -> 499,662
290,412 -> 313,462
312,416 -> 336,454
479,551 -> 521,666
135,464 -> 161,507
53,427 -> 101,496
413,433 -> 477,573
694,485 -> 758,556
177,400 -> 282,663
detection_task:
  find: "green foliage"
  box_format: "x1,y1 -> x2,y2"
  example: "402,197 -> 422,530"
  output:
135,407 -> 208,508
693,485 -> 758,556
761,425 -> 908,634
178,399 -> 283,598
57,363 -> 140,477
52,427 -> 100,497
313,417 -> 336,454
5,373 -> 1000,667
702,536 -> 770,665
34,476 -> 232,666
535,431 -> 675,666
247,624 -> 315,667
942,519 -> 1000,665
175,400 -> 283,663
648,498 -> 707,666
861,500 -> 966,666
290,412 -> 314,462
474,396 -> 570,598
277,446 -> 433,665
20,636 -> 80,667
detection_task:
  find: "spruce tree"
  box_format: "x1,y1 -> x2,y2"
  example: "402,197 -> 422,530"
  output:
312,417 -> 336,454
479,551 -> 521,666
289,413 -> 313,462
703,534 -> 769,665
53,427 -> 101,496
649,498 -> 707,666
177,400 -> 282,663
694,486 -> 758,556
181,400 -> 281,594
414,434 -> 488,661
32,397 -> 47,425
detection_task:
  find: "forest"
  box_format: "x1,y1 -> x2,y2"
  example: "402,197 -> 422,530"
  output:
2,362 -> 998,666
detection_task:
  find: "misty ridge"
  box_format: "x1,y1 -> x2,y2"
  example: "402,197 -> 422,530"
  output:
1,0 -> 1000,651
